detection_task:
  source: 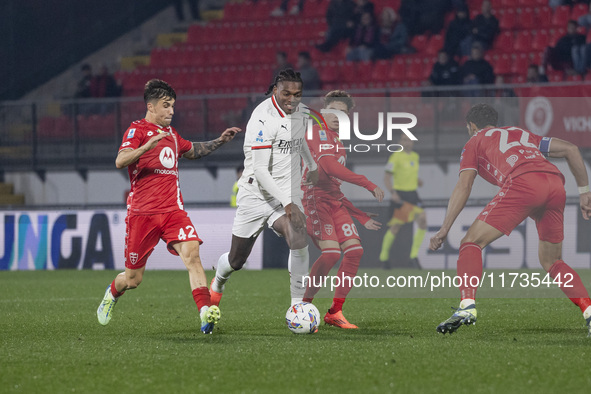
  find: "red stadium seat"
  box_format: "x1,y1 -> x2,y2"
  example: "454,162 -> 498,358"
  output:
512,53 -> 531,75
494,54 -> 512,75
514,31 -> 532,53
424,34 -> 443,56
341,62 -> 357,83
498,8 -> 517,30
552,5 -> 571,28
371,60 -> 391,83
493,31 -> 513,53
571,3 -> 588,21
531,29 -> 550,51
410,35 -> 429,53
536,6 -> 553,28
518,8 -> 536,30
388,58 -> 406,81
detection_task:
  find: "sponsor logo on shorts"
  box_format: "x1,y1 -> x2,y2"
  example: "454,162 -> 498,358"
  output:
324,224 -> 333,235
129,252 -> 138,265
127,128 -> 135,139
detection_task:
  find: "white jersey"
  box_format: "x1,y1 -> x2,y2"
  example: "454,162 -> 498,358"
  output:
239,95 -> 310,204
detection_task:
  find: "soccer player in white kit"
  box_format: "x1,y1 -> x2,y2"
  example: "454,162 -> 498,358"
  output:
211,69 -> 319,310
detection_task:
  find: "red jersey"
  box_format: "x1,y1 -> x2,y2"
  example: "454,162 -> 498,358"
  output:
303,124 -> 376,200
459,126 -> 563,186
119,119 -> 192,215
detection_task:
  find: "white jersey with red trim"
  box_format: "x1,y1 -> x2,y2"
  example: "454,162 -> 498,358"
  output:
239,95 -> 309,202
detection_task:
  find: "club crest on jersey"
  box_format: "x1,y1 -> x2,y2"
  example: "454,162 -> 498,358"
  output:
256,130 -> 264,143
324,224 -> 333,235
129,252 -> 138,265
127,128 -> 135,139
159,147 -> 175,169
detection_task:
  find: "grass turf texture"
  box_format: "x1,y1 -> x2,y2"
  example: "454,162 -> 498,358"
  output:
1,269 -> 590,394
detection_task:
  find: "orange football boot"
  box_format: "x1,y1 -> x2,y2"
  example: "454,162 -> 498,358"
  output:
324,310 -> 358,329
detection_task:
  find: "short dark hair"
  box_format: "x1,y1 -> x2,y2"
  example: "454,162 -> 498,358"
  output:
324,90 -> 355,111
265,68 -> 303,95
144,79 -> 176,104
298,51 -> 311,61
466,103 -> 498,129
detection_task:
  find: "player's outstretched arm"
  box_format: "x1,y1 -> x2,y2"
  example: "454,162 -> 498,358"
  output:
548,138 -> 591,219
319,155 -> 383,201
116,132 -> 169,168
429,170 -> 476,251
183,127 -> 242,160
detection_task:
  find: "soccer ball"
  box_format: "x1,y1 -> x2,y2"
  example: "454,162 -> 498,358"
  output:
285,302 -> 320,334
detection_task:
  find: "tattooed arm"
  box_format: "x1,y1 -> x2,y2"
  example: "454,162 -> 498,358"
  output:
183,127 -> 242,160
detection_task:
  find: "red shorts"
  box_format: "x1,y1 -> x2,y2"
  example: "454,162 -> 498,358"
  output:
478,172 -> 565,243
125,210 -> 203,269
306,199 -> 360,246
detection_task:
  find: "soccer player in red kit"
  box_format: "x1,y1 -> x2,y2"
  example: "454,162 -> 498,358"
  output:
302,90 -> 384,328
96,79 -> 241,334
430,103 -> 591,336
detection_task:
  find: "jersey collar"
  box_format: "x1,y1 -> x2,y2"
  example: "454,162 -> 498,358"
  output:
271,95 -> 286,118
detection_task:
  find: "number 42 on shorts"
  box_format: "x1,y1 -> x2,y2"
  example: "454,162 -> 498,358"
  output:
178,225 -> 197,240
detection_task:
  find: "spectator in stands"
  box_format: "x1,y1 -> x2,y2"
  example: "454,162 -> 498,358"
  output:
430,50 -> 461,86
467,0 -> 499,52
494,75 -> 516,97
444,5 -> 471,58
400,0 -> 452,36
352,0 -> 375,25
271,51 -> 294,81
316,0 -> 357,52
578,4 -> 591,29
373,7 -> 412,60
546,20 -> 586,74
346,11 -> 380,61
172,0 -> 201,21
90,65 -> 121,98
75,64 -> 93,98
270,0 -> 305,16
461,42 -> 495,95
296,51 -> 321,91
526,64 -> 549,83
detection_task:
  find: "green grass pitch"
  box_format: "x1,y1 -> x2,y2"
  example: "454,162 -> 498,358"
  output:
1,269 -> 590,394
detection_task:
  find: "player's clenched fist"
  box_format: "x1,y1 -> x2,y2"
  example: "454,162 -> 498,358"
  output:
429,229 -> 447,251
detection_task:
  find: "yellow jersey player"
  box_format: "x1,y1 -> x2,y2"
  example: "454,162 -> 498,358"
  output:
379,134 -> 427,269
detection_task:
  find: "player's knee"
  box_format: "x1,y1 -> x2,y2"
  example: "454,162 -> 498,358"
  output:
460,234 -> 486,248
344,246 -> 364,261
125,276 -> 142,289
324,251 -> 342,266
228,253 -> 246,271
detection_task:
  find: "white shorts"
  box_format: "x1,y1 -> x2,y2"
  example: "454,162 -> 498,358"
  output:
232,188 -> 303,238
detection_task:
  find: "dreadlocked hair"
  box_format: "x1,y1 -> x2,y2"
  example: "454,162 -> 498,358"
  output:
265,68 -> 303,95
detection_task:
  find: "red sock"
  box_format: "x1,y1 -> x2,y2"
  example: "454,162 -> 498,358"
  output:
457,242 -> 483,301
329,298 -> 345,314
334,245 -> 363,300
110,279 -> 125,298
303,248 -> 341,302
548,260 -> 591,313
192,287 -> 211,310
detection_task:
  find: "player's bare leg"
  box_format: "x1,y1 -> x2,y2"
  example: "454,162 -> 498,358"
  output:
173,241 -> 220,334
538,240 -> 591,336
273,214 -> 310,305
437,220 -> 503,334
97,266 -> 145,326
211,235 -> 258,306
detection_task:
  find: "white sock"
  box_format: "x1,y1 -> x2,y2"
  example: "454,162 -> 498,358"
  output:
459,298 -> 475,309
212,252 -> 234,293
584,306 -> 591,320
288,246 -> 309,303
